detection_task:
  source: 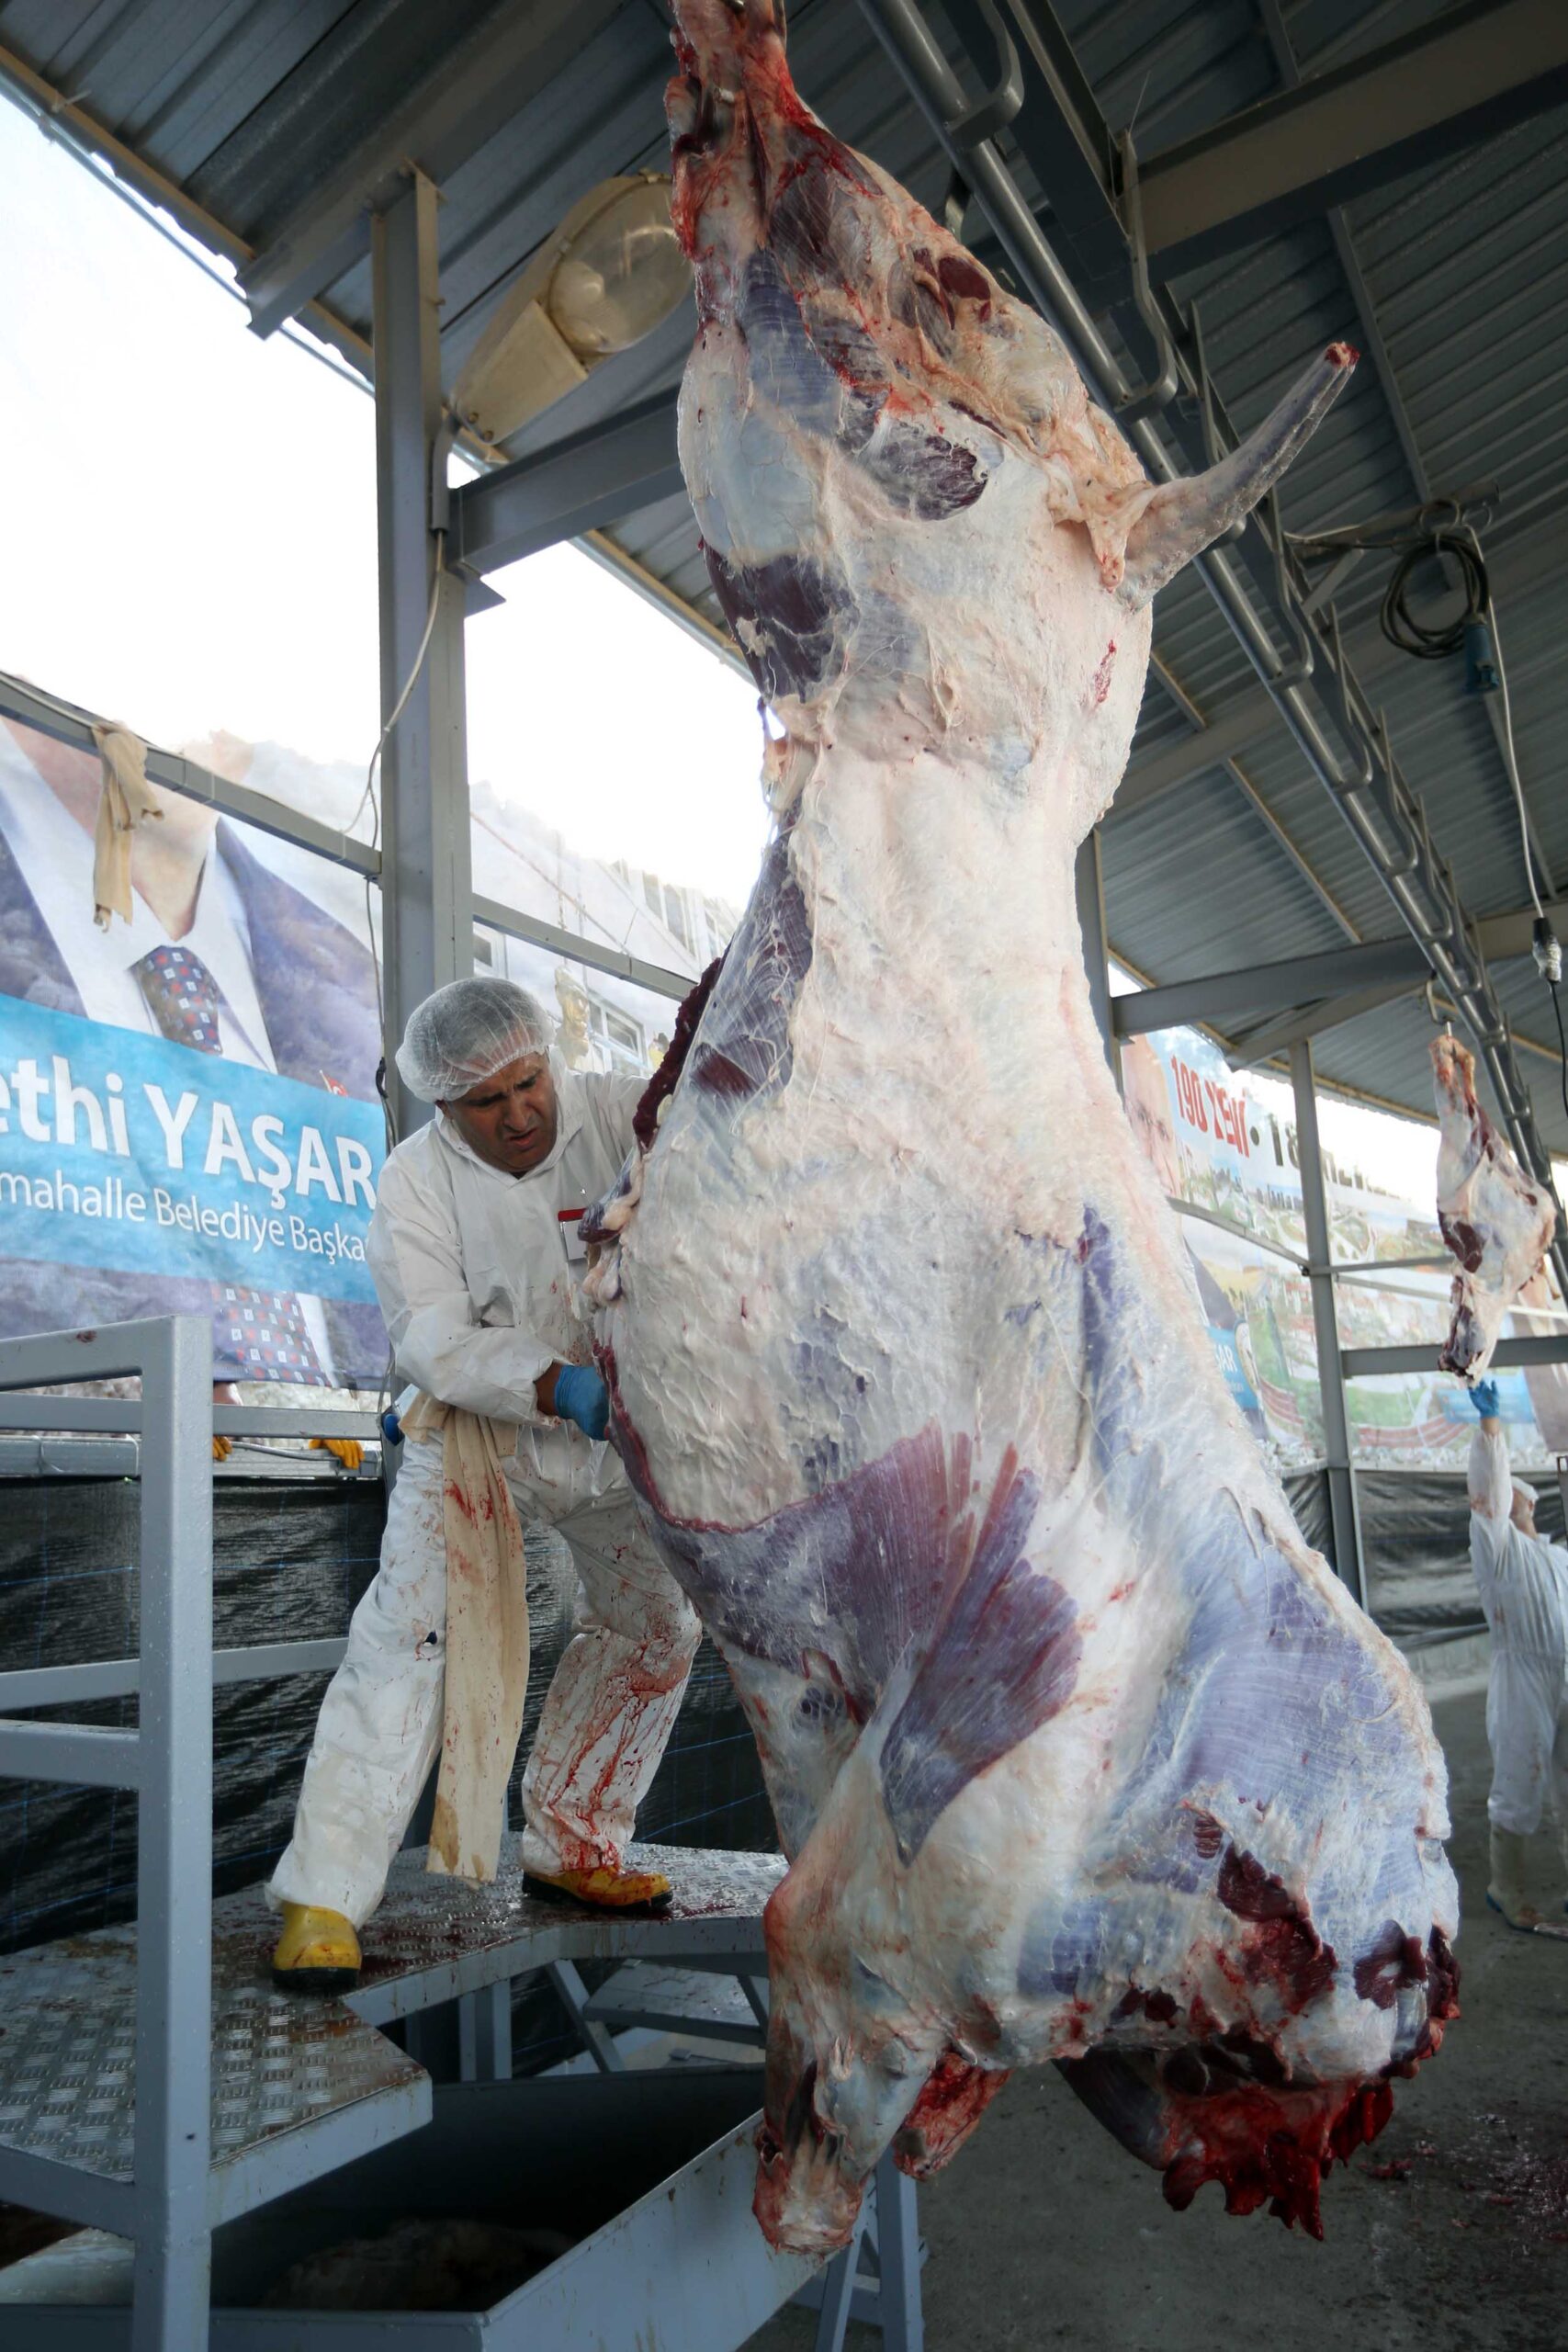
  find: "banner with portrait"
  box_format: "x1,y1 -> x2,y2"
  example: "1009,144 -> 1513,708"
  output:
0,710 -> 389,1388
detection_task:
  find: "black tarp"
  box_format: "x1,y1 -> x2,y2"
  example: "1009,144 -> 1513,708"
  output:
1289,1464 -> 1563,1653
0,1472 -> 773,2070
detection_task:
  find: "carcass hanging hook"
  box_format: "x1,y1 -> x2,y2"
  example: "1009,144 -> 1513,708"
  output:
944,0 -> 1024,150
1114,130 -> 1179,418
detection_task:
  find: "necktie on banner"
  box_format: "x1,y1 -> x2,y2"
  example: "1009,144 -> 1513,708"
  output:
132,943 -> 330,1386
133,941 -> 226,1053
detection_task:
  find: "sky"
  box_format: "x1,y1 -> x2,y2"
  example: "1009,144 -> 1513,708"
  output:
0,96 -> 770,905
0,92 -> 1539,1218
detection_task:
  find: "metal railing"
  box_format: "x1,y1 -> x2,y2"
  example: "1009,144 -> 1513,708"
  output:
0,670 -> 694,1015
0,1316 -> 212,2350
0,1316 -> 382,2347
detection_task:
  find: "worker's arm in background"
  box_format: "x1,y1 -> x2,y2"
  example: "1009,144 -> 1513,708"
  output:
367,1154 -> 558,1425
1466,1379 -> 1513,1570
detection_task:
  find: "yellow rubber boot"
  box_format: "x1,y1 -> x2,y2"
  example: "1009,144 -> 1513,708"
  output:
1486,1827 -> 1543,1931
271,1902 -> 362,1992
523,1864 -> 673,1915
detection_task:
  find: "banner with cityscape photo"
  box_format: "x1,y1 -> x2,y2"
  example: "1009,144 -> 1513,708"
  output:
1120,1017 -> 1568,1474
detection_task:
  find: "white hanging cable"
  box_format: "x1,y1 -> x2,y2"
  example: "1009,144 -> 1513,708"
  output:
351,532 -> 447,853
355,536 -> 449,1436
1465,526 -> 1545,925
355,532 -> 449,1160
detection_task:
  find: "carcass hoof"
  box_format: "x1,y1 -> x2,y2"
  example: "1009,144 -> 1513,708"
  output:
752,2118 -> 863,2256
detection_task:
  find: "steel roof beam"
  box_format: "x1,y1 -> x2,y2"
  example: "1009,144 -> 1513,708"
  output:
1137,0 -> 1568,277
1146,655 -> 1361,939
238,0 -> 623,339
940,0 -> 1127,293
1115,888 -> 1568,1039
448,390 -> 683,586
1476,898 -> 1568,962
1258,0 -> 1560,906
1224,978 -> 1425,1069
1111,940 -> 1430,1038
1112,691 -> 1290,818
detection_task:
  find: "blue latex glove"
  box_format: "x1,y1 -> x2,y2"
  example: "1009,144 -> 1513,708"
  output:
553,1363 -> 610,1442
379,1408 -> 403,1448
1470,1378 -> 1501,1419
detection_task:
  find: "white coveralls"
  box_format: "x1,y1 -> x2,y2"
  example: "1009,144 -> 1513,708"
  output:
1468,1422 -> 1568,1837
269,1068 -> 700,1928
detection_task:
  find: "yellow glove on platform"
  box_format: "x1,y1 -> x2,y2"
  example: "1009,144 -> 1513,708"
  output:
311,1437 -> 364,1471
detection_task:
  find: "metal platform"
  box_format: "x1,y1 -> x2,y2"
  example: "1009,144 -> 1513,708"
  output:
0,1839 -> 784,2233
0,1322 -> 919,2349
0,1839 -> 926,2352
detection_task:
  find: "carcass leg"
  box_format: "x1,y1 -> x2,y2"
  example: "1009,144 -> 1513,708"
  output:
752,1845 -> 945,2255
892,2049 -> 1011,2178
1117,345 -> 1356,609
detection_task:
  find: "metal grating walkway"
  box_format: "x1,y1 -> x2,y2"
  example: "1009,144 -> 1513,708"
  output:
0,1840 -> 784,2227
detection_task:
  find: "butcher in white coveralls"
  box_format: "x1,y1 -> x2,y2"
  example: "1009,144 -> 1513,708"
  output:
1467,1378 -> 1568,1936
269,978 -> 700,1988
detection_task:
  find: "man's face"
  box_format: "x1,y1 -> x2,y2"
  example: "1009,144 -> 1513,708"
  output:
1511,1487 -> 1539,1538
442,1053 -> 558,1176
1122,1038 -> 1182,1200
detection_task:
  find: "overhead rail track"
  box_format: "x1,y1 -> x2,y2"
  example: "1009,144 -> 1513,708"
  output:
856,0 -> 1568,1297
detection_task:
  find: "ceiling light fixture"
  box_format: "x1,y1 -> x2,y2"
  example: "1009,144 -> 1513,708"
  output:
452,174 -> 691,446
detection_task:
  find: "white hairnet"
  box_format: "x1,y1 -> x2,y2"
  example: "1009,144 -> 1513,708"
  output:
1514,1479 -> 1540,1508
395,978 -> 555,1102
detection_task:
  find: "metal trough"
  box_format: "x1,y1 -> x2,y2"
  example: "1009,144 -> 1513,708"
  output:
0,2070 -> 823,2348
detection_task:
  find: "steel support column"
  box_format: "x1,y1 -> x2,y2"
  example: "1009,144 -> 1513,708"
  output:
132,1316 -> 214,2352
373,170 -> 472,1141
1075,829 -> 1116,1075
1290,1043 -> 1365,1607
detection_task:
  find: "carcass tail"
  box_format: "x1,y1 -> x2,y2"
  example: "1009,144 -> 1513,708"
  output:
1117,344 -> 1358,611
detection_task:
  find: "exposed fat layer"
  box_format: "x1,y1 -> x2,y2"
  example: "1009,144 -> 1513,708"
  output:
586,0 -> 1456,2256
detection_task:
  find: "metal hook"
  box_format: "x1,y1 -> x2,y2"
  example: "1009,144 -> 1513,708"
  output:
1323,604 -> 1375,795
944,0 -> 1024,151
1113,130 -> 1179,419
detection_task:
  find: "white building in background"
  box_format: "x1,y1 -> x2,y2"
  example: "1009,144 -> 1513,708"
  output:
196,735 -> 740,1080
468,779 -> 738,1075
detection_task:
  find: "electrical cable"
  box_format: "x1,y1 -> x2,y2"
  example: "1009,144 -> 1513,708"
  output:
1378,529 -> 1489,662
1299,493 -> 1552,946
350,532 -> 447,852
1549,971 -> 1568,1136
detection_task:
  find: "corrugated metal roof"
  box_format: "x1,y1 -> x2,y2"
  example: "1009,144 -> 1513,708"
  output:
0,0 -> 1563,1151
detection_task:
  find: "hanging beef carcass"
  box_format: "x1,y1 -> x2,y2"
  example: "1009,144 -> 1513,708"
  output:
1431,1033 -> 1556,1380
585,0 -> 1459,2254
